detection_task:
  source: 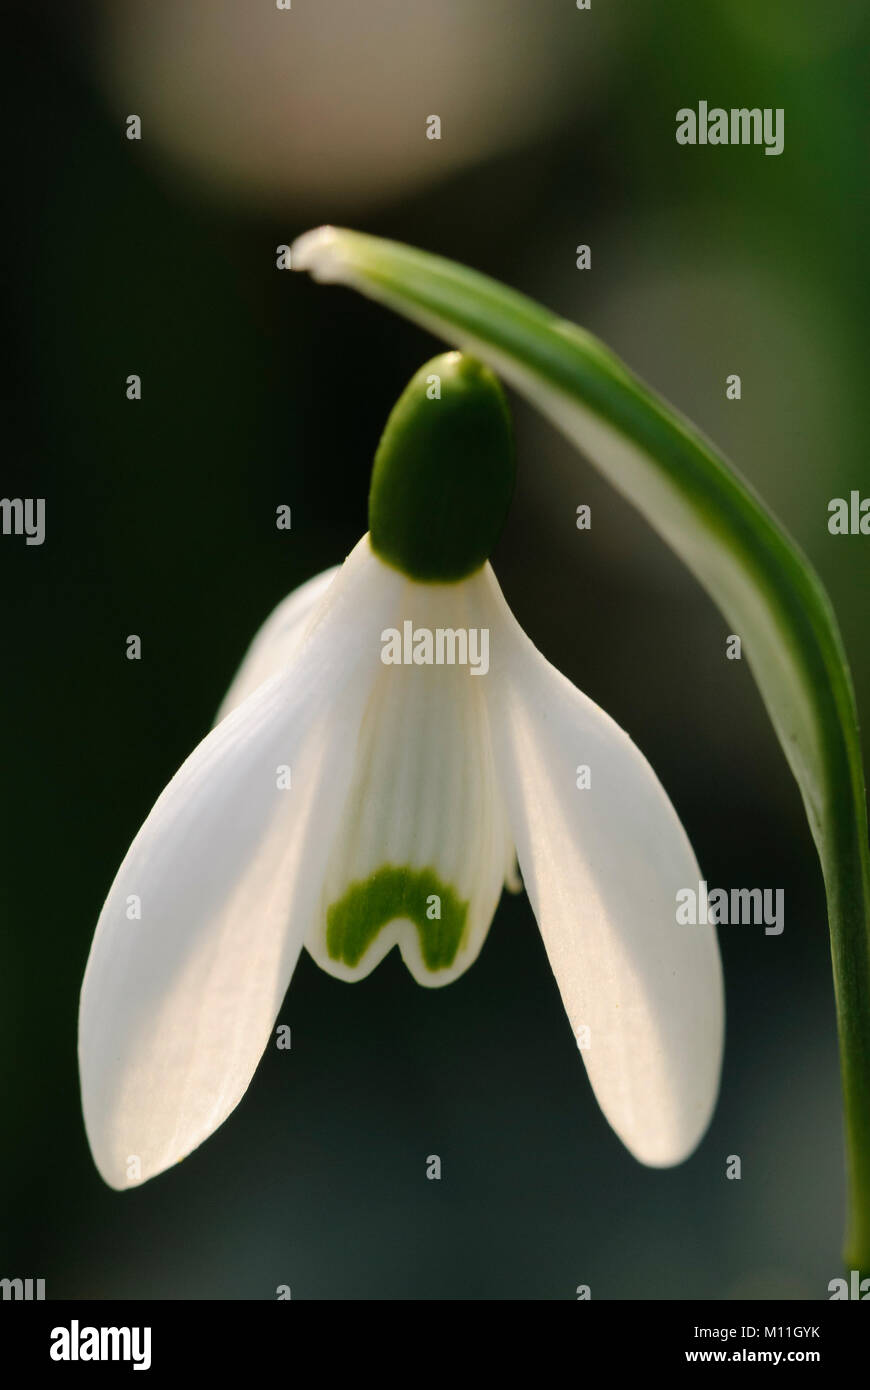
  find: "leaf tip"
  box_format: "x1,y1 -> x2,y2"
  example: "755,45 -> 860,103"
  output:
290,225 -> 349,281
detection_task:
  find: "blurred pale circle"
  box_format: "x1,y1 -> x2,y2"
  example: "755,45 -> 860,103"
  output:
96,0 -> 608,210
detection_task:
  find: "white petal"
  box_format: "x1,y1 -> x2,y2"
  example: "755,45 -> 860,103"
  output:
79,537 -> 401,1188
216,565 -> 341,722
306,568 -> 515,987
479,566 -> 724,1166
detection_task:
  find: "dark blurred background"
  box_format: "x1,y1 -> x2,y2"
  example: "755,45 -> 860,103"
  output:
2,0 -> 869,1299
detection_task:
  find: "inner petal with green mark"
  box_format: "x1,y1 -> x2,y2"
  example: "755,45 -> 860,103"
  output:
306,561 -> 517,988
326,865 -> 469,973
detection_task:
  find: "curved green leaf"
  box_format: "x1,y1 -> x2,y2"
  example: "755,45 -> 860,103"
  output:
292,226 -> 870,1270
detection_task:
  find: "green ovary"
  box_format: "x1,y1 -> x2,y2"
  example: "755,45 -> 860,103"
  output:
326,865 -> 469,972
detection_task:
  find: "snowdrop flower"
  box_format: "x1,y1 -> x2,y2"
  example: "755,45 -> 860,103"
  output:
79,353 -> 723,1189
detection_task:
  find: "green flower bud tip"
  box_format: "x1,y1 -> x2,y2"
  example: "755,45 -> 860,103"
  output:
368,351 -> 515,584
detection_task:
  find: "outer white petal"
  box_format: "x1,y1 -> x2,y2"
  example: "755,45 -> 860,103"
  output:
479,566 -> 724,1167
307,567 -> 515,987
79,537 -> 400,1188
216,564 -> 341,722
